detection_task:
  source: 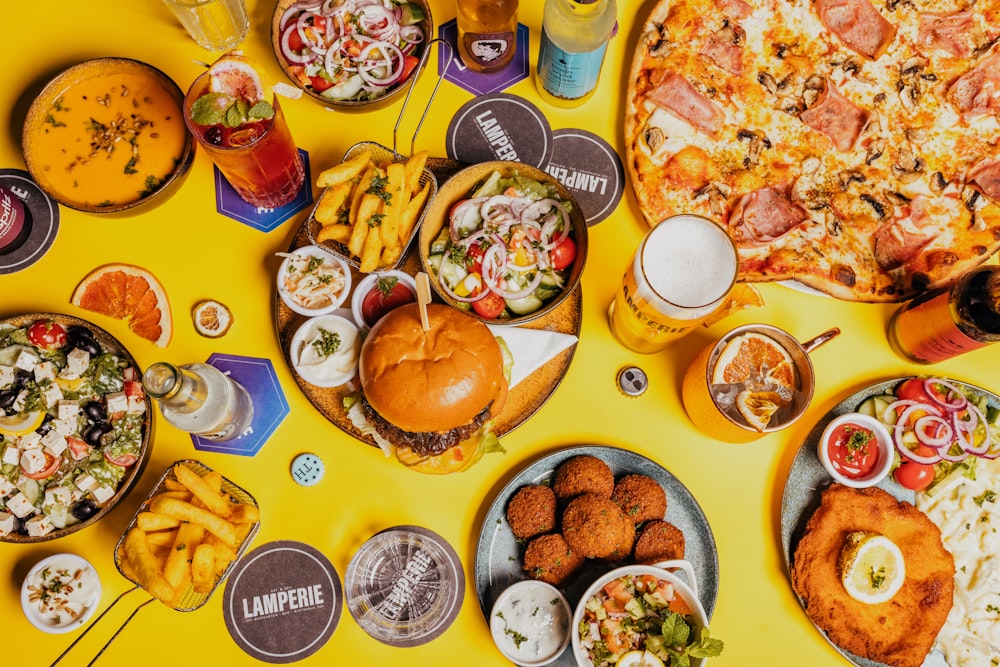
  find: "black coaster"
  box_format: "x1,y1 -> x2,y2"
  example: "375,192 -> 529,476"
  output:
0,169 -> 59,274
223,541 -> 343,663
546,129 -> 625,226
445,93 -> 554,169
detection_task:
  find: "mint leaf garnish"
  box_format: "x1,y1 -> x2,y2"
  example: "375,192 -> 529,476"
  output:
190,93 -> 232,126
248,101 -> 275,120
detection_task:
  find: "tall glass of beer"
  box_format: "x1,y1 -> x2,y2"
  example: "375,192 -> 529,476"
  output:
608,215 -> 738,354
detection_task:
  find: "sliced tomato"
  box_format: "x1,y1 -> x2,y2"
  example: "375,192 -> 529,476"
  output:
27,320 -> 67,350
66,436 -> 91,461
399,55 -> 419,83
668,594 -> 693,615
104,451 -> 137,468
284,23 -> 306,52
896,378 -> 948,405
894,461 -> 935,491
23,452 -> 62,480
123,380 -> 145,402
472,290 -> 506,319
309,75 -> 334,92
465,241 -> 487,275
549,235 -> 576,271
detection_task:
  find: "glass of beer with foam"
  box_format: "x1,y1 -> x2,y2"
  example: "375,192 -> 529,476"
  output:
608,215 -> 738,354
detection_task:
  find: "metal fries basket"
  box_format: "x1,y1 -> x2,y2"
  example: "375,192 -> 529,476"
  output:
51,460 -> 260,666
306,39 -> 452,272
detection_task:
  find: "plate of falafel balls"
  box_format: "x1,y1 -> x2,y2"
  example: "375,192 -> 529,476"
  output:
475,445 -> 719,666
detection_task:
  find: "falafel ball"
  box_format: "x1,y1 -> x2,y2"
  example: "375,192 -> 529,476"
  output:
633,520 -> 686,564
561,493 -> 635,561
612,474 -> 668,524
552,455 -> 614,502
506,484 -> 558,541
522,533 -> 585,586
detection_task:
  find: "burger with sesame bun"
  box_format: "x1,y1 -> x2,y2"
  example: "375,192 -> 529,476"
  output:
357,302 -> 510,474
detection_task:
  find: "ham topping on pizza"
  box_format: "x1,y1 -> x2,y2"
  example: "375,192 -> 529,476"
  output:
947,49 -> 1000,119
719,0 -> 752,20
700,26 -> 745,75
647,72 -> 725,136
798,80 -> 869,152
966,157 -> 1000,204
918,11 -> 975,59
873,196 -> 938,270
815,0 -> 897,60
728,186 -> 808,246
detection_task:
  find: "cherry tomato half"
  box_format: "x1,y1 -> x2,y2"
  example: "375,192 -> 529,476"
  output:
104,451 -> 138,468
549,236 -> 576,271
399,55 -> 419,84
66,436 -> 91,461
27,320 -> 67,350
22,452 -> 62,480
309,75 -> 334,92
894,461 -> 935,491
896,378 -> 948,405
472,291 -> 506,319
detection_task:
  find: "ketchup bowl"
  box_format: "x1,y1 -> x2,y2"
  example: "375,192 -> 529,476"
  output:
351,270 -> 417,332
817,413 -> 894,488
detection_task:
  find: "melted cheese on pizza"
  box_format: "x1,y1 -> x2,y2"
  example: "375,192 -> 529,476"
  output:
626,0 -> 1000,301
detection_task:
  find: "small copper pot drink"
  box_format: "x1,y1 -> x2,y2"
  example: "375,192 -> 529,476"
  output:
608,215 -> 738,354
681,325 -> 839,443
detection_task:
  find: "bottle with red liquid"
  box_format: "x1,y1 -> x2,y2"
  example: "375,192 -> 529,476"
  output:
887,265 -> 1000,364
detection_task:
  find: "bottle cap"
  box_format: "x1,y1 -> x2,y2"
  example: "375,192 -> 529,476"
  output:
291,453 -> 324,486
617,366 -> 648,397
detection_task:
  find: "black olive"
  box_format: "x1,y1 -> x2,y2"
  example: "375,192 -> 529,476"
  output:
74,338 -> 102,357
0,389 -> 17,410
13,369 -> 31,388
66,325 -> 96,344
83,423 -> 109,446
71,499 -> 99,521
36,414 -> 54,435
82,401 -> 107,423
205,126 -> 224,145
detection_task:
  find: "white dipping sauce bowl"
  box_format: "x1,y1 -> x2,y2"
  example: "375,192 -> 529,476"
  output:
490,579 -> 571,666
21,553 -> 101,633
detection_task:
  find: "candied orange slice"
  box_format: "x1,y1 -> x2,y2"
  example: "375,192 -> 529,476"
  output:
71,263 -> 172,347
736,390 -> 784,431
712,331 -> 794,388
192,299 -> 233,338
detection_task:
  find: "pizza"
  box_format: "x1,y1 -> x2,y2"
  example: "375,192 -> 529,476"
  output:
625,0 -> 1000,302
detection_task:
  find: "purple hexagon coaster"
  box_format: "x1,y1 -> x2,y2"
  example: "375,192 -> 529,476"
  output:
437,19 -> 530,96
192,354 -> 289,456
214,148 -> 313,232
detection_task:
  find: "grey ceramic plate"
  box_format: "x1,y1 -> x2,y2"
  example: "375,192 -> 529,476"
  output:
475,445 -> 719,667
780,376 -> 1000,667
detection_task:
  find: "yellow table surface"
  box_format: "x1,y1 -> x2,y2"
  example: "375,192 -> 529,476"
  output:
3,1 -> 994,666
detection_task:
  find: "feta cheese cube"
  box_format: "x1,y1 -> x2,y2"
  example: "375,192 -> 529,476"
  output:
0,511 -> 14,536
33,361 -> 55,383
57,400 -> 80,420
44,486 -> 73,507
0,366 -> 14,387
105,392 -> 128,415
127,395 -> 146,415
0,476 -> 14,498
41,383 -> 63,408
25,515 -> 53,537
75,473 -> 98,493
13,350 -> 39,372
11,390 -> 27,413
64,348 -> 90,377
18,431 -> 41,449
52,417 -> 76,437
41,431 -> 67,457
6,493 -> 35,518
91,485 -> 116,505
20,448 -> 48,474
1,444 -> 19,466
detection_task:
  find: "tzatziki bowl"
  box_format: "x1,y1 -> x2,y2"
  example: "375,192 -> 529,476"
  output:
21,553 -> 101,633
290,314 -> 361,388
490,579 -> 571,666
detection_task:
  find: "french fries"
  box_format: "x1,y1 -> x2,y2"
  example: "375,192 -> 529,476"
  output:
117,462 -> 258,608
312,149 -> 430,271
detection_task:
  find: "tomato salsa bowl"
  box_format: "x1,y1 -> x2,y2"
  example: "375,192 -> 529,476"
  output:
21,58 -> 194,216
817,412 -> 894,488
418,161 -> 588,326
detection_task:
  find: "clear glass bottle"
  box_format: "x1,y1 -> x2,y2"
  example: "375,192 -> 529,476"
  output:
535,0 -> 617,107
456,0 -> 518,74
142,362 -> 254,441
887,265 -> 1000,364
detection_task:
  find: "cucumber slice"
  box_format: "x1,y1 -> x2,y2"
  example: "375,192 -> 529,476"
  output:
429,226 -> 450,255
505,294 -> 543,315
857,397 -> 877,418
471,171 -> 504,198
400,2 -> 426,25
438,254 -> 468,290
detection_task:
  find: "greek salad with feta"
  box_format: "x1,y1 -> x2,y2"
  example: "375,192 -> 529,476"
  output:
426,170 -> 578,320
0,318 -> 147,539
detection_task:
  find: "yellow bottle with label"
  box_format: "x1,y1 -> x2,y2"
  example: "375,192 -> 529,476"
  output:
535,0 -> 617,107
456,0 -> 518,74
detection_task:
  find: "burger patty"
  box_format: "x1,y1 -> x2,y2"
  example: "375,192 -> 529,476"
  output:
361,397 -> 493,456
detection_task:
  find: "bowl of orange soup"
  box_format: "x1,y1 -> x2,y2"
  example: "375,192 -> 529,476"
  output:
22,58 -> 194,215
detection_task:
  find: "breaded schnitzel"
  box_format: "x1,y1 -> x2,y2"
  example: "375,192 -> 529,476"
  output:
790,484 -> 954,667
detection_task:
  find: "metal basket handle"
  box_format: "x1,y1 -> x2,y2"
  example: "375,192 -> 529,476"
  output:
394,37 -> 454,158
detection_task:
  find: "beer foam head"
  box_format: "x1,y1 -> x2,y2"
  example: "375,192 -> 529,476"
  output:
641,215 -> 737,308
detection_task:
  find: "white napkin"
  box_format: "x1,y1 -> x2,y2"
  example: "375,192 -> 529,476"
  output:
487,325 -> 579,390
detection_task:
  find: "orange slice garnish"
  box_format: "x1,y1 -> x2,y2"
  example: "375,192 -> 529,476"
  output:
71,263 -> 172,347
712,331 -> 794,388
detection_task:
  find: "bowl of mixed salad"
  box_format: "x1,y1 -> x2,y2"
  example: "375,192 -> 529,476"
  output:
418,161 -> 588,325
0,314 -> 151,543
271,0 -> 432,109
571,560 -> 724,667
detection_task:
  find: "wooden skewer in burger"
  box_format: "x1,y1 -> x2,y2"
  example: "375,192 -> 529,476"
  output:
357,273 -> 510,474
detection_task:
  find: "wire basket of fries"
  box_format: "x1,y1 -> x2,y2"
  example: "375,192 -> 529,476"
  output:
113,459 -> 260,611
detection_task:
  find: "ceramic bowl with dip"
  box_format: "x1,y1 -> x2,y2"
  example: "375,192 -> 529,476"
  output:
290,314 -> 361,387
277,245 -> 352,317
351,270 -> 417,332
572,560 -> 714,667
418,161 -> 588,326
490,579 -> 571,666
818,413 -> 895,488
21,553 -> 101,633
21,58 -> 194,216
